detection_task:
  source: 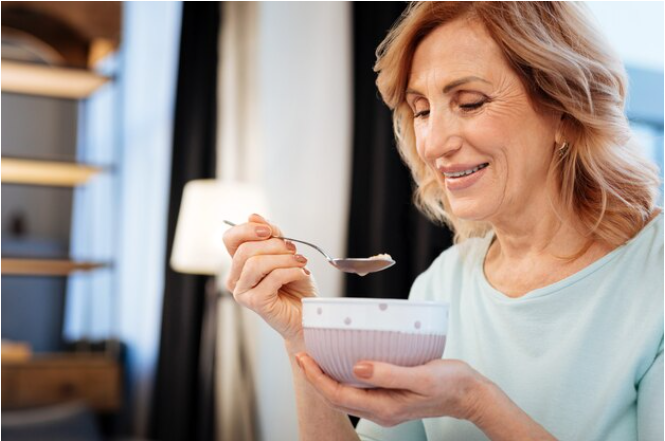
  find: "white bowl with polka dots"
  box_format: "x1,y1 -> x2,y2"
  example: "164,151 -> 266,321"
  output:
302,297 -> 449,388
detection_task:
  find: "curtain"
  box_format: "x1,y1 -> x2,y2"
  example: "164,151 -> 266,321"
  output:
149,3 -> 220,441
215,4 -> 261,441
345,2 -> 454,301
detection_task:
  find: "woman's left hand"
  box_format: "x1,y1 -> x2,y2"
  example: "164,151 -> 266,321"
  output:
295,353 -> 489,427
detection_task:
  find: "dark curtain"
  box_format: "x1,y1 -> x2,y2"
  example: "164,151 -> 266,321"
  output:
346,3 -> 454,300
149,4 -> 220,441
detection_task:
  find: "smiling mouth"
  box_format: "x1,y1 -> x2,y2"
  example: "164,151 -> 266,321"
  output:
443,163 -> 489,179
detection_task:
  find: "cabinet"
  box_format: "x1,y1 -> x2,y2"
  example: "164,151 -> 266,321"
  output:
1,47 -> 121,411
2,356 -> 120,411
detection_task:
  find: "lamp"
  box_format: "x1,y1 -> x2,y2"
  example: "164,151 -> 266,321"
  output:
170,179 -> 270,276
170,178 -> 266,441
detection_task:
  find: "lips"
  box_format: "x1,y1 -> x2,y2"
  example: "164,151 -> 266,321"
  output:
438,162 -> 489,191
438,162 -> 489,178
442,163 -> 489,178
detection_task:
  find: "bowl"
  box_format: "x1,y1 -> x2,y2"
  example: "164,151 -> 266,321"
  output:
302,297 -> 449,388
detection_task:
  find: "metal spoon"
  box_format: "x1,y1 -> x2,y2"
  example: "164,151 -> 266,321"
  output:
223,220 -> 395,276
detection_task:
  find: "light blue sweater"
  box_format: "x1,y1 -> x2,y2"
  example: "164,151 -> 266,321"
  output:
357,214 -> 663,441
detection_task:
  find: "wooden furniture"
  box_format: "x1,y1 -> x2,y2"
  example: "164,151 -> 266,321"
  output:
2,1 -> 122,68
1,61 -> 109,99
2,355 -> 121,411
1,157 -> 104,186
1,258 -> 107,276
1,3 -> 122,415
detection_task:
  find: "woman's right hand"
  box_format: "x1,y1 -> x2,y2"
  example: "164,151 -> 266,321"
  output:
223,213 -> 317,347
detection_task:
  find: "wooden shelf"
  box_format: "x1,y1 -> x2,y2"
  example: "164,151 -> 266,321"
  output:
1,157 -> 103,187
1,60 -> 109,99
1,258 -> 107,276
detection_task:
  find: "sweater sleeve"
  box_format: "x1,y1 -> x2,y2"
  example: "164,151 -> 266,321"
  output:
637,339 -> 664,441
356,418 -> 427,441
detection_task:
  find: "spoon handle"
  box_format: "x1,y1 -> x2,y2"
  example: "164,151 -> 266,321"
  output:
223,220 -> 333,261
275,237 -> 333,261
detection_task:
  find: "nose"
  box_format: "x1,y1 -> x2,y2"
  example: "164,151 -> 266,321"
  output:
420,112 -> 463,162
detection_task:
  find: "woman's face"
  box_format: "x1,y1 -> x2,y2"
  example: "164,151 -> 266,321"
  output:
407,18 -> 559,223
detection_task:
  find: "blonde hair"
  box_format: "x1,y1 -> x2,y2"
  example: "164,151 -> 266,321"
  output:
375,2 -> 660,247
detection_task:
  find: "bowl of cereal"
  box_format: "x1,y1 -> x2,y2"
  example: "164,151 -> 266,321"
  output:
302,297 -> 448,388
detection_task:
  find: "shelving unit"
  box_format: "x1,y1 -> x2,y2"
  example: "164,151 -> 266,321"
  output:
1,60 -> 120,412
1,60 -> 109,99
1,158 -> 103,187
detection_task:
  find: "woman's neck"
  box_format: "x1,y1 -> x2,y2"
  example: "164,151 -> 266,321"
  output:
489,204 -> 588,261
483,201 -> 614,298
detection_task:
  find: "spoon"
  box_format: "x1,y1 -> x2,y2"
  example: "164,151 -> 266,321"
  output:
223,220 -> 395,276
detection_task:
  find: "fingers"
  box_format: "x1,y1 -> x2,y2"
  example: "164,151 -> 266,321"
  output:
296,353 -> 382,414
222,213 -> 283,257
223,219 -> 274,256
234,266 -> 310,312
223,213 -> 295,292
234,254 -> 308,294
227,238 -> 297,291
248,213 -> 284,237
296,353 -> 412,427
351,361 -> 425,392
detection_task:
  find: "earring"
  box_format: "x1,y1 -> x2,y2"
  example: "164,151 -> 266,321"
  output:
558,141 -> 569,156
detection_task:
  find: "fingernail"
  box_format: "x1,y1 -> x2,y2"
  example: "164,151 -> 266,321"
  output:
255,226 -> 271,238
285,240 -> 296,252
303,268 -> 311,276
295,354 -> 304,370
353,363 -> 373,379
294,254 -> 307,264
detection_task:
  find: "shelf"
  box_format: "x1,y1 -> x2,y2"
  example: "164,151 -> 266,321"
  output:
1,157 -> 103,187
1,258 -> 107,276
1,60 -> 109,99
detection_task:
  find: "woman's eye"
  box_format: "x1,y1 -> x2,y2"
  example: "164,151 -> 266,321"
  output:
414,109 -> 430,118
459,100 -> 486,111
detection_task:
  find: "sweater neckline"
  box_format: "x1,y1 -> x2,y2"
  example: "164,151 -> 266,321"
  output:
477,212 -> 662,303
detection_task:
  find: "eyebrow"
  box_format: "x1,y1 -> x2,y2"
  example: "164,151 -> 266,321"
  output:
406,76 -> 491,96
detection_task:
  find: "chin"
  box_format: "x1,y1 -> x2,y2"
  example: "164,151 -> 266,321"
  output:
447,198 -> 496,222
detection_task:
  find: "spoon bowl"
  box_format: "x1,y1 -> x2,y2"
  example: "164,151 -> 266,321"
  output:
223,220 -> 395,276
330,257 -> 395,276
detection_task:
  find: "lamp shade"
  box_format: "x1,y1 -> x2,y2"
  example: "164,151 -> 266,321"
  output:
170,180 -> 270,275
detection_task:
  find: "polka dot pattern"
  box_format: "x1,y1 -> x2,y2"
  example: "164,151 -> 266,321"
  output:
301,298 -> 449,335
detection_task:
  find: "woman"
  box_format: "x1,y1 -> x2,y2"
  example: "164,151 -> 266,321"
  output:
223,2 -> 663,440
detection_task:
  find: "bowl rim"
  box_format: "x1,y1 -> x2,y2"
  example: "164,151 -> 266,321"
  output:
302,297 -> 448,308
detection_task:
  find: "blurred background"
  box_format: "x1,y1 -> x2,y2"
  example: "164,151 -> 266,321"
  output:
1,2 -> 662,441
